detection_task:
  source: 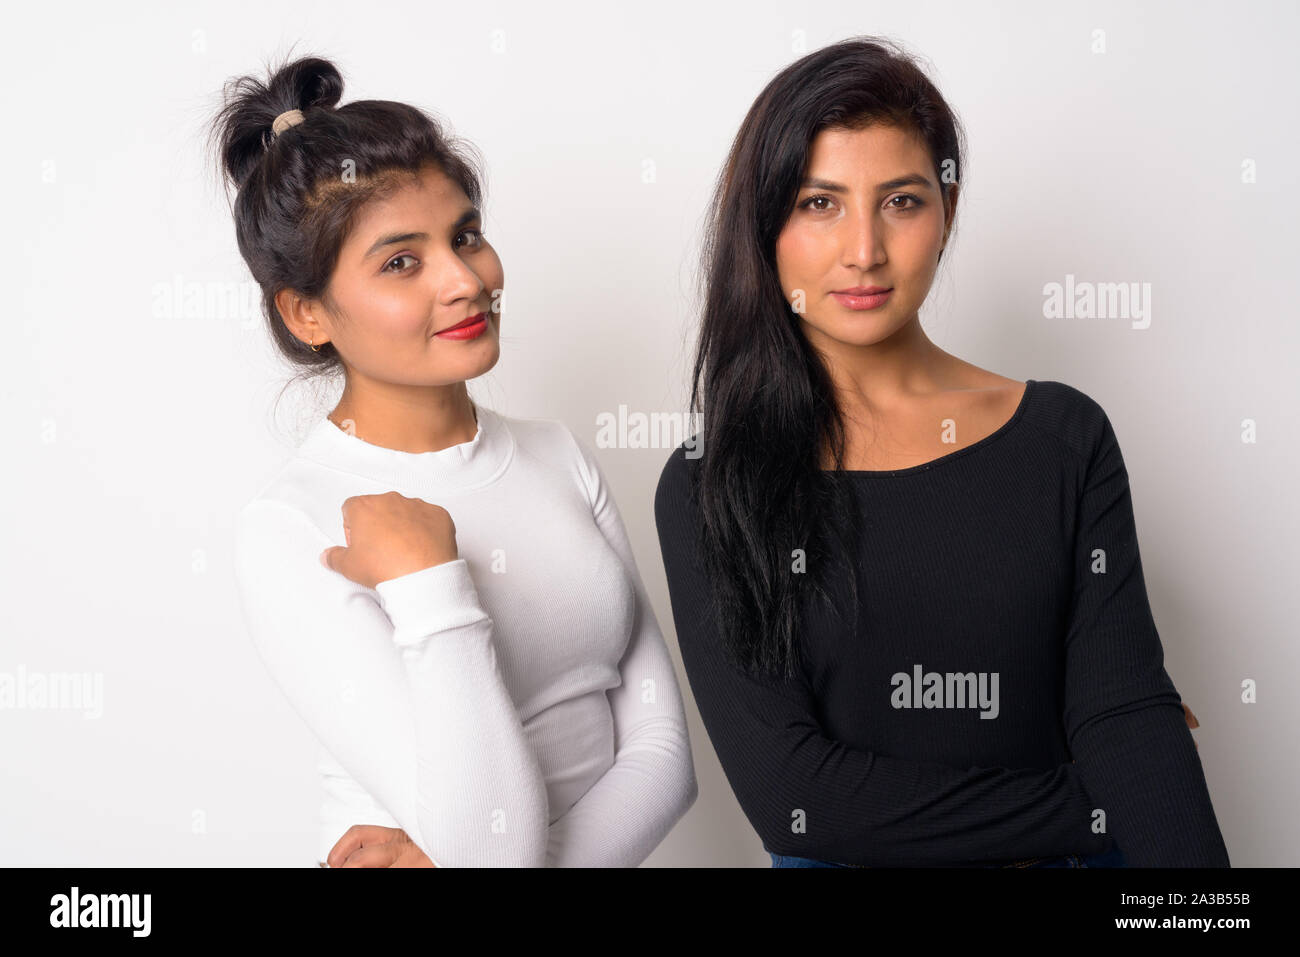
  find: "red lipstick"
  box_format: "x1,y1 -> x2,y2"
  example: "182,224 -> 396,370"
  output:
434,311 -> 489,341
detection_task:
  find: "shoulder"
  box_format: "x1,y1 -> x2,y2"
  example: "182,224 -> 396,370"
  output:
235,417 -> 353,535
234,492 -> 329,562
654,440 -> 701,521
234,435 -> 347,561
235,450 -> 331,535
490,408 -> 605,508
1022,379 -> 1115,463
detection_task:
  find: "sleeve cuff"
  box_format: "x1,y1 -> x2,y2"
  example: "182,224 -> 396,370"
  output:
373,559 -> 491,647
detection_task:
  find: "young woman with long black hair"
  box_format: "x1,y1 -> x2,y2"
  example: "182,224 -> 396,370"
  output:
213,52 -> 696,867
654,36 -> 1228,868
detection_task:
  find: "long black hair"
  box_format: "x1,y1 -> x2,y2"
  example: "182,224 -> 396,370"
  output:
689,36 -> 967,680
205,47 -> 486,384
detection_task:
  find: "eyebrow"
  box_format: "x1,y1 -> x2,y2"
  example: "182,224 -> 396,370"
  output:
799,174 -> 934,193
362,207 -> 482,261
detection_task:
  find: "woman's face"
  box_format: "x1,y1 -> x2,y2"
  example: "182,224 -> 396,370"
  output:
775,123 -> 953,354
291,163 -> 503,387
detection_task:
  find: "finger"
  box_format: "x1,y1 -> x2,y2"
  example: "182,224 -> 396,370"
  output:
327,824 -> 366,867
391,845 -> 435,868
339,496 -> 367,529
320,545 -> 346,573
327,824 -> 396,868
341,842 -> 401,868
1183,704 -> 1200,728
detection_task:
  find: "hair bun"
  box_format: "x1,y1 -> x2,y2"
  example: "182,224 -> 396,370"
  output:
209,52 -> 345,188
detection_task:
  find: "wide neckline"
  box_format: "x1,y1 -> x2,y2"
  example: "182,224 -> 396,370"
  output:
826,379 -> 1036,478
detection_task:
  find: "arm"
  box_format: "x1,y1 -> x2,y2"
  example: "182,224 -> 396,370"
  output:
541,432 -> 699,867
653,448 -> 1112,867
234,498 -> 549,867
1061,407 -> 1230,866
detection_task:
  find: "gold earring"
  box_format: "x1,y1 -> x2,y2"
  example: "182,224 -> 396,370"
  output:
310,335 -> 321,353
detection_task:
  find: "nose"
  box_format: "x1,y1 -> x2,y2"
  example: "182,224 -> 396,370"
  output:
433,246 -> 486,305
842,209 -> 886,271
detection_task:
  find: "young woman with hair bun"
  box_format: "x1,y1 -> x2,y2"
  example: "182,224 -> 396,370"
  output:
211,51 -> 696,868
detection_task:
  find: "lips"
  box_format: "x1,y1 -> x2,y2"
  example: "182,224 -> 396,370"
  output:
437,311 -> 488,334
829,287 -> 893,311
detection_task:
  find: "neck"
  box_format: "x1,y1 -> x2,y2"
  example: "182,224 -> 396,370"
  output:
328,373 -> 478,454
803,314 -> 961,417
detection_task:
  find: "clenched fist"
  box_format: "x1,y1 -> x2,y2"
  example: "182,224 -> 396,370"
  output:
320,491 -> 459,589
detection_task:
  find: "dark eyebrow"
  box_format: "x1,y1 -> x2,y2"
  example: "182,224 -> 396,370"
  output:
361,207 -> 482,261
799,174 -> 934,193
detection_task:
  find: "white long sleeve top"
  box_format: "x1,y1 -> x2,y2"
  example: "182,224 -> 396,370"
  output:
233,401 -> 698,866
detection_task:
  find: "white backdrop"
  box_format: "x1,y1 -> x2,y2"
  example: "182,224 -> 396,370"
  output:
1,0 -> 1295,866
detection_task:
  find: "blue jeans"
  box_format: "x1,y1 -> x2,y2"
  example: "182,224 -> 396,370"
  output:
770,843 -> 1127,868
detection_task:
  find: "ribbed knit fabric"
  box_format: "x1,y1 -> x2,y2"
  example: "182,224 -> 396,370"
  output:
234,401 -> 697,866
653,379 -> 1229,867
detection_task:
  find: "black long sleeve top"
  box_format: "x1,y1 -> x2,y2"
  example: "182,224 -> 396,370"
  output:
653,379 -> 1230,867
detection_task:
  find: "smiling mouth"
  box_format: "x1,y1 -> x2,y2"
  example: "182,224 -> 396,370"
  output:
433,311 -> 490,341
436,311 -> 488,334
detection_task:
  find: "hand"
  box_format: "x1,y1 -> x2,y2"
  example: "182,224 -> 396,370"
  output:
320,492 -> 459,589
1183,702 -> 1199,750
326,824 -> 437,868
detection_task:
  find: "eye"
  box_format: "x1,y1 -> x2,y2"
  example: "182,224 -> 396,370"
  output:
382,253 -> 418,274
887,193 -> 924,210
456,228 -> 485,250
798,194 -> 836,212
